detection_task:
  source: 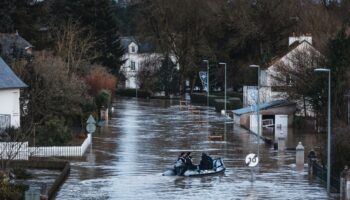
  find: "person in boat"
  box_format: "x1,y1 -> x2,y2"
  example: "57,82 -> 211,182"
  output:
199,153 -> 213,170
177,152 -> 186,163
174,152 -> 186,175
184,152 -> 197,170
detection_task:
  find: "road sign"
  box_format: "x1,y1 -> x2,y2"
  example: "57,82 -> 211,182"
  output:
86,114 -> 96,133
199,71 -> 208,91
245,153 -> 259,167
86,123 -> 96,133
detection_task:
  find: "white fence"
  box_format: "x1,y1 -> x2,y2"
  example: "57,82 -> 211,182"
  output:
0,134 -> 92,160
0,142 -> 29,160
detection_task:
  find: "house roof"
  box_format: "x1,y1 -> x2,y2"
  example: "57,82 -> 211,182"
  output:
0,33 -> 33,56
120,36 -> 137,50
232,100 -> 288,116
0,57 -> 27,89
120,36 -> 156,53
262,40 -> 313,69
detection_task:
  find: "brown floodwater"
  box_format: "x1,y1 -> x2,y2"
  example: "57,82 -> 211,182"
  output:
55,98 -> 335,199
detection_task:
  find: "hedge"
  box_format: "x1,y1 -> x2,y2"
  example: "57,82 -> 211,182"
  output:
116,89 -> 151,98
191,93 -> 242,112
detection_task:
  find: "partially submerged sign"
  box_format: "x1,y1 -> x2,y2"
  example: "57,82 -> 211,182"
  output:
86,115 -> 96,133
245,153 -> 259,167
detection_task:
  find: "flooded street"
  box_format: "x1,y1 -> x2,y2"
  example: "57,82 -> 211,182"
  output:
56,98 -> 332,199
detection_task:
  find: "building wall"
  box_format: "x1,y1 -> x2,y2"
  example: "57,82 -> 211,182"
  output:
243,42 -> 317,116
0,89 -> 21,128
237,103 -> 296,129
264,42 -> 314,88
120,52 -> 163,89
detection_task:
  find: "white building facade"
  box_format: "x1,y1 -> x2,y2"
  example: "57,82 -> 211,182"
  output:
243,35 -> 319,112
119,37 -> 178,89
0,57 -> 27,130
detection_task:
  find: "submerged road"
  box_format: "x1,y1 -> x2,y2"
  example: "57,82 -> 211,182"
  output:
56,98 -> 332,199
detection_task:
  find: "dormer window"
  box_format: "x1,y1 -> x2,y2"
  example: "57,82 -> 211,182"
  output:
131,46 -> 135,53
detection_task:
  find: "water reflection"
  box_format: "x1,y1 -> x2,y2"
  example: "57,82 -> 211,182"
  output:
56,98 -> 333,200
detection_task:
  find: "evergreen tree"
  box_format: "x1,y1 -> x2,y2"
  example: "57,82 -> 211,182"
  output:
327,29 -> 350,120
0,0 -> 15,32
155,55 -> 179,96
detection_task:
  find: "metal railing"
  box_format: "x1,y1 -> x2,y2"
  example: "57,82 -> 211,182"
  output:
310,160 -> 340,192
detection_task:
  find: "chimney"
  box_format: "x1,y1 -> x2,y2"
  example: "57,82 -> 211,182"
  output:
288,33 -> 312,46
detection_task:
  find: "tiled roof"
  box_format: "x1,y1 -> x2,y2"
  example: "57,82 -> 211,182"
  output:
120,36 -> 156,53
0,33 -> 33,56
0,57 -> 27,89
120,36 -> 137,50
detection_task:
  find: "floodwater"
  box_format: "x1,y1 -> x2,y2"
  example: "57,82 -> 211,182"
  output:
56,98 -> 334,200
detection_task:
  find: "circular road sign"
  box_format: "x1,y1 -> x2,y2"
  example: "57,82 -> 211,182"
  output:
245,153 -> 259,167
86,123 -> 96,133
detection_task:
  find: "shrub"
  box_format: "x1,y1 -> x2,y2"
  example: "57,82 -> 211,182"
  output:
36,116 -> 72,146
116,89 -> 151,98
191,92 -> 242,112
332,123 -> 350,176
0,171 -> 27,200
85,66 -> 117,96
95,89 -> 111,109
213,98 -> 242,112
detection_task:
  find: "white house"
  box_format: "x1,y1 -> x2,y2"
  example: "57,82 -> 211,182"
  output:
0,57 -> 27,130
119,37 -> 178,89
243,34 -> 320,111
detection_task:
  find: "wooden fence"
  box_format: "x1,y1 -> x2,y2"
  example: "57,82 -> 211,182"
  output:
0,141 -> 29,160
0,134 -> 91,160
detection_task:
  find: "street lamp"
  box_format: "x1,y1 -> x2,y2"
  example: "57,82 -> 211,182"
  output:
219,62 -> 227,116
203,60 -> 209,108
249,64 -> 261,162
314,68 -> 331,194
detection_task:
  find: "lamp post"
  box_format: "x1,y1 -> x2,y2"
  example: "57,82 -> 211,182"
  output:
314,68 -> 331,194
249,64 -> 261,162
219,62 -> 227,115
203,60 -> 209,108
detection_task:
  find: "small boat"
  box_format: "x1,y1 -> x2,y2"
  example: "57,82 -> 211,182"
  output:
163,158 -> 225,177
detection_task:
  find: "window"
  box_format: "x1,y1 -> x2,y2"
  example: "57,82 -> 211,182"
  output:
131,46 -> 135,53
130,61 -> 136,71
286,75 -> 293,85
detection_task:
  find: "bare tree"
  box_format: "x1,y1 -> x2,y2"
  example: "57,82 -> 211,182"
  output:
272,47 -> 325,127
136,0 -> 213,94
136,54 -> 162,93
53,19 -> 98,75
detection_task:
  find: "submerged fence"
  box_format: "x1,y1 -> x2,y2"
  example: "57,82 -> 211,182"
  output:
312,161 -> 340,191
309,158 -> 340,192
0,133 -> 91,160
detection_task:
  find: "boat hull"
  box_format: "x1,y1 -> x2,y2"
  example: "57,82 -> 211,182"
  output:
163,158 -> 225,177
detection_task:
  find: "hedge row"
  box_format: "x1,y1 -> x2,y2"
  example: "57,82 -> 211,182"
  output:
191,93 -> 242,112
116,89 -> 151,98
